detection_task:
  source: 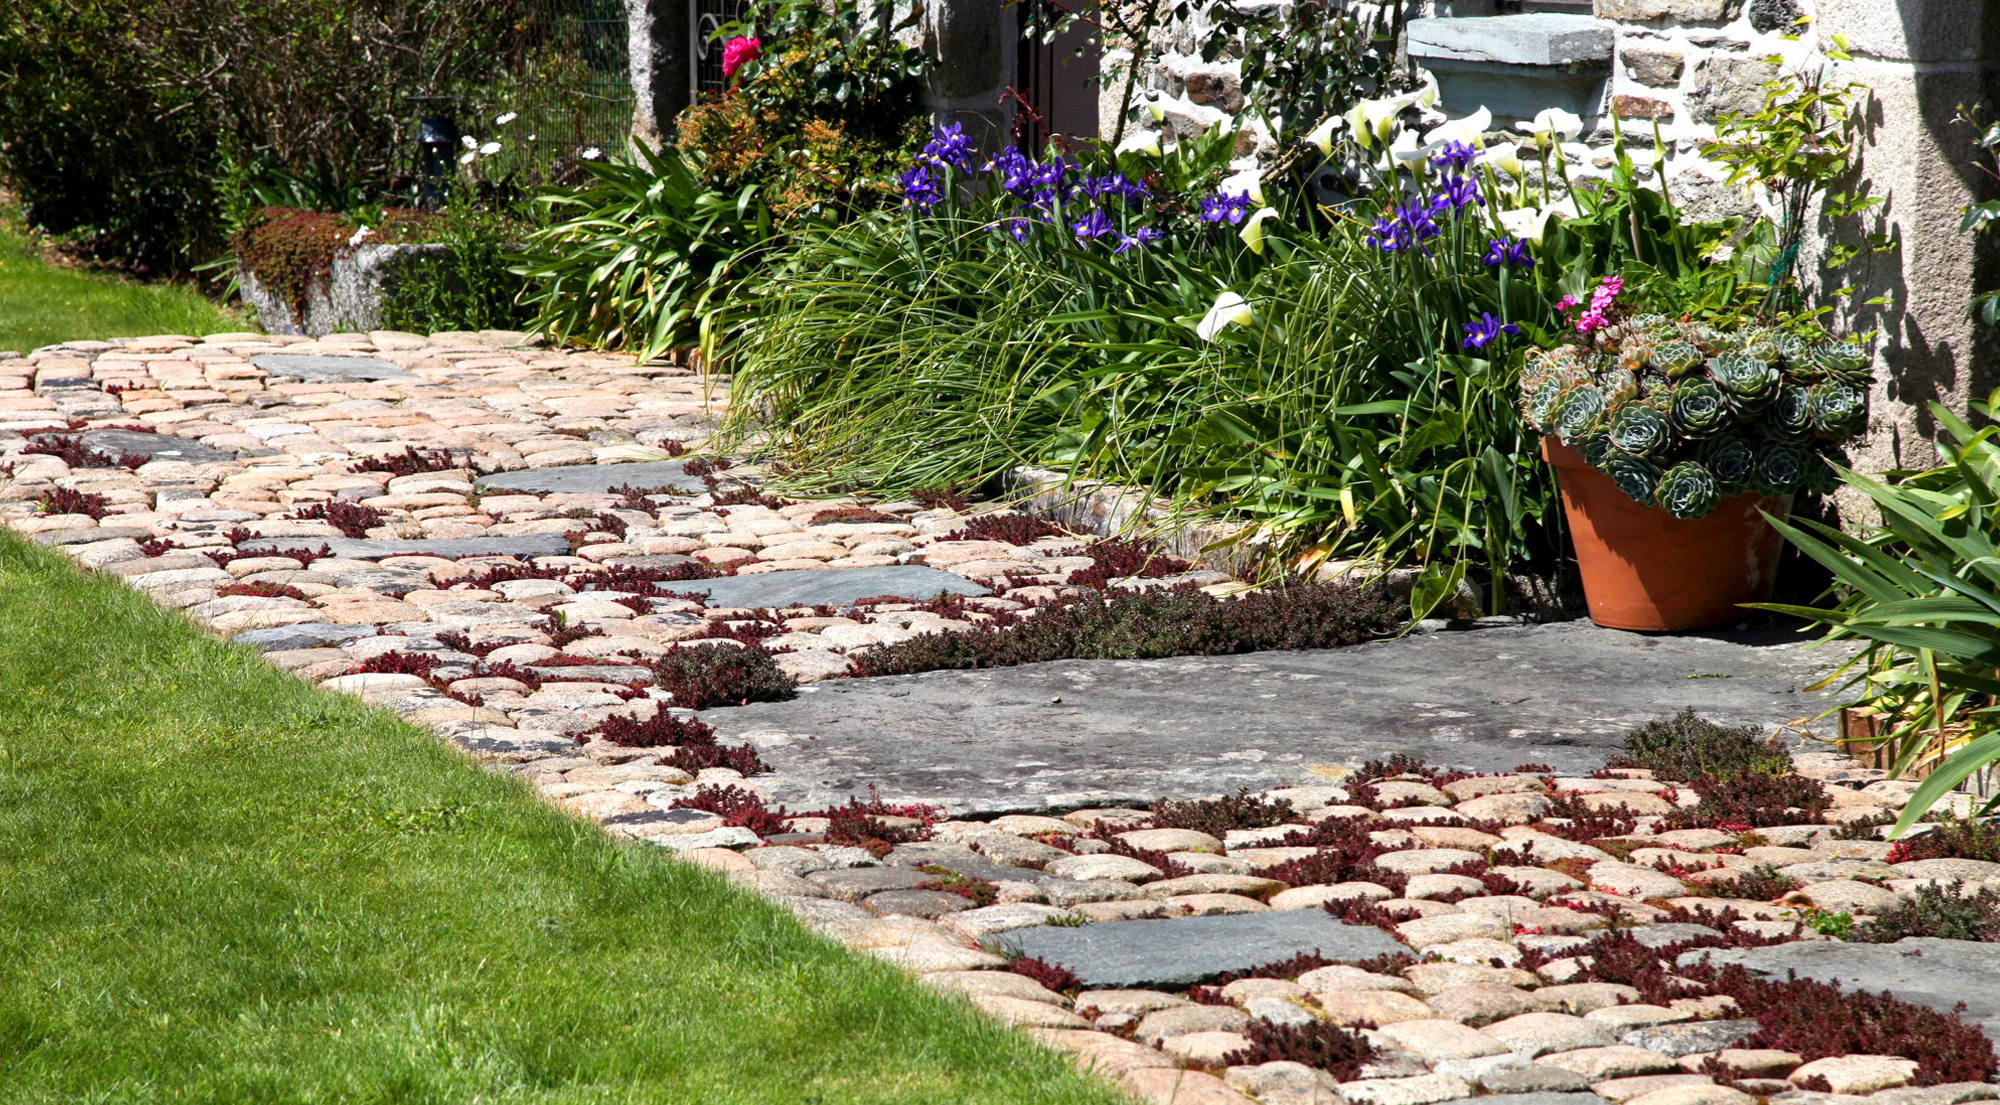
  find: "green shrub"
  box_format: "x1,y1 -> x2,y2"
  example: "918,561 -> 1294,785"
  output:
379,205 -> 536,333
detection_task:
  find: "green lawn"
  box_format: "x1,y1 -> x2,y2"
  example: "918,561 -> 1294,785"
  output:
0,532 -> 1121,1105
0,220 -> 250,352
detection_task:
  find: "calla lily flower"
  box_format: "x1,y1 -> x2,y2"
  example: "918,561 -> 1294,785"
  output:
1381,127 -> 1426,173
1145,95 -> 1168,123
1423,106 -> 1492,150
1117,130 -> 1162,157
1305,113 -> 1343,155
1486,141 -> 1525,177
1496,205 -> 1558,246
1239,207 -> 1279,254
1515,107 -> 1584,148
1411,72 -> 1441,110
1219,169 -> 1266,205
1197,290 -> 1254,341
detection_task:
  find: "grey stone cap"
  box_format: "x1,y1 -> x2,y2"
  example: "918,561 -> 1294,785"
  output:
1408,14 -> 1615,68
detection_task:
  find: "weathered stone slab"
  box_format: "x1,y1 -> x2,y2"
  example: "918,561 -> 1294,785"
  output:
1684,938 -> 2000,1044
473,461 -> 710,495
230,622 -> 378,652
993,909 -> 1406,989
249,353 -> 415,381
673,566 -> 991,609
77,428 -> 235,464
240,535 -> 570,560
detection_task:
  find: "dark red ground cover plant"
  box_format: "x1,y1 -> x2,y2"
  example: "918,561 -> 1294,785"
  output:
287,500 -> 386,538
1150,789 -> 1298,836
350,651 -> 446,680
217,581 -> 310,601
586,709 -> 720,749
204,543 -> 332,568
472,660 -> 545,688
668,784 -> 790,837
1220,1019 -> 1378,1078
348,446 -> 464,476
912,487 -> 970,513
1007,957 -> 1081,994
434,630 -> 504,658
808,506 -> 904,525
957,512 -> 1072,545
23,435 -> 118,468
1888,816 -> 2000,864
1064,538 -> 1191,591
35,487 -> 110,518
917,866 -> 999,906
648,642 -> 797,710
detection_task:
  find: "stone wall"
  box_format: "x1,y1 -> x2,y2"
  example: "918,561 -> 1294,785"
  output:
238,244 -> 452,339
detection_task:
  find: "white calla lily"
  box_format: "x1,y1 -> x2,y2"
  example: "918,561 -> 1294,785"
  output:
1145,96 -> 1167,123
1116,130 -> 1162,157
1423,106 -> 1492,150
1515,107 -> 1584,148
1382,127 -> 1426,173
1486,141 -> 1525,177
1219,169 -> 1266,205
1305,113 -> 1342,156
1197,291 -> 1255,342
1239,207 -> 1280,255
1359,97 -> 1408,145
1411,72 -> 1441,110
1497,205 -> 1557,246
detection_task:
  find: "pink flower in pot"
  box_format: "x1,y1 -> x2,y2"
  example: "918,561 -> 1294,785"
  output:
722,36 -> 762,82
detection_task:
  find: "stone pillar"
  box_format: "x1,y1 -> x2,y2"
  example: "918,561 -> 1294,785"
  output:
924,0 -> 1015,151
1815,0 -> 2000,477
628,0 -> 693,151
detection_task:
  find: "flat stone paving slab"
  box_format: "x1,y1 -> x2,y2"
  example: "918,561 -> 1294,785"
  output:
249,353 -> 415,382
1687,937 -> 2000,1045
473,461 -> 710,495
229,622 -> 379,652
76,429 -> 236,464
239,535 -> 571,560
994,909 -> 1407,989
707,621 -> 1838,813
672,565 -> 991,608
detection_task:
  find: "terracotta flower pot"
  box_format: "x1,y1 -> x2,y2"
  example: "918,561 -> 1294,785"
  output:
1544,436 -> 1790,632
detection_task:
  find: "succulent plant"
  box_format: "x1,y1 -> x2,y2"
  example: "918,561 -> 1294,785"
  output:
1555,385 -> 1606,439
1804,450 -> 1848,495
1670,378 -> 1730,439
1649,340 -> 1703,377
1766,384 -> 1813,441
1711,350 -> 1781,412
1656,460 -> 1722,520
1608,402 -> 1673,458
1812,340 -> 1872,386
1754,440 -> 1806,495
1601,451 -> 1663,508
1700,434 -> 1759,491
1519,314 -> 1871,518
1806,382 -> 1868,438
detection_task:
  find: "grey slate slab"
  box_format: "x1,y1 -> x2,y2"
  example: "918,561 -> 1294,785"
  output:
76,428 -> 236,464
473,461 -> 710,495
250,353 -> 416,382
1685,937 -> 2000,1044
239,535 -> 571,560
705,621 -> 1840,815
1438,1095 -> 1607,1105
229,622 -> 377,652
672,565 -> 990,609
992,909 -> 1407,989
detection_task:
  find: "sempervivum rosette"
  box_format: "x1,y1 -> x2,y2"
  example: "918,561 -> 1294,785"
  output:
1600,452 -> 1663,508
1555,384 -> 1606,440
1648,340 -> 1703,377
1670,378 -> 1729,440
1607,402 -> 1673,458
1806,382 -> 1868,438
1525,373 -> 1568,431
1576,429 -> 1616,468
1753,440 -> 1806,495
1765,384 -> 1813,441
1812,340 -> 1873,387
1699,434 -> 1759,491
1711,350 -> 1780,413
1655,461 -> 1722,520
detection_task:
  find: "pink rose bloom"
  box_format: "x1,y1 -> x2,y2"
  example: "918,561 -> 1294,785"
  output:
722,36 -> 762,82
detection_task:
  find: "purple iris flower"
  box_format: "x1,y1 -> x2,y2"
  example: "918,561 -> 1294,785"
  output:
1085,172 -> 1150,205
1439,174 -> 1483,211
1482,236 -> 1534,271
1460,312 -> 1520,349
899,164 -> 944,210
1202,191 -> 1253,226
1114,226 -> 1163,254
991,216 -> 1033,242
1372,199 -> 1441,254
989,148 -> 1035,195
1073,208 -> 1115,241
920,122 -> 976,171
1430,140 -> 1480,173
1032,157 -> 1072,195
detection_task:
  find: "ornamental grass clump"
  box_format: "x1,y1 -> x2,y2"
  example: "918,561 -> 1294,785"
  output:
1520,303 -> 1873,518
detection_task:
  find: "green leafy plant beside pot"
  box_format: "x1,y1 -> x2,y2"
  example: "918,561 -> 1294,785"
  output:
1518,280 -> 1873,630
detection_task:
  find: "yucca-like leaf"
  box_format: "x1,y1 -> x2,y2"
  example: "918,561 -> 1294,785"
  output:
1656,460 -> 1721,519
1670,377 -> 1730,439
